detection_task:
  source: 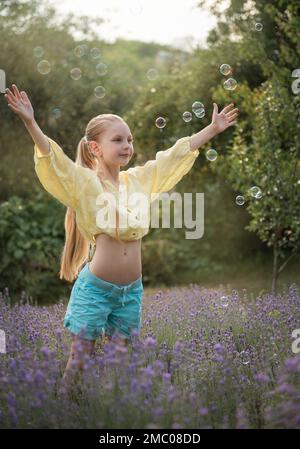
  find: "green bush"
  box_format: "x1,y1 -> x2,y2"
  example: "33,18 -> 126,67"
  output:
0,189 -> 72,304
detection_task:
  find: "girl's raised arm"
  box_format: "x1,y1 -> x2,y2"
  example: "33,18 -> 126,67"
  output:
4,83 -> 91,210
4,84 -> 50,156
189,102 -> 238,151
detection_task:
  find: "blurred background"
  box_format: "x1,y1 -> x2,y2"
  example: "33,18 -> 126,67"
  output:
0,0 -> 299,304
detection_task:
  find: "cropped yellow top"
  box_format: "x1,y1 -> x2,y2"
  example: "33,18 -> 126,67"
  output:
33,135 -> 200,245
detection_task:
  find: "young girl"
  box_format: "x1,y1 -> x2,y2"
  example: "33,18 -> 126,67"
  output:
4,84 -> 238,390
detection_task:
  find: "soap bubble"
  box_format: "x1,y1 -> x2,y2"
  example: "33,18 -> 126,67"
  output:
220,295 -> 229,307
150,87 -> 156,93
238,350 -> 250,365
249,186 -> 262,199
220,64 -> 232,76
192,101 -> 204,114
255,22 -> 263,31
155,117 -> 166,129
223,78 -> 237,90
90,47 -> 101,59
37,60 -> 51,75
94,86 -> 106,99
129,1 -> 143,16
147,68 -> 158,80
74,45 -> 88,57
70,67 -> 82,80
182,111 -> 192,122
51,108 -> 61,119
235,195 -> 245,206
206,149 -> 218,161
96,63 -> 107,76
33,46 -> 44,58
195,108 -> 205,118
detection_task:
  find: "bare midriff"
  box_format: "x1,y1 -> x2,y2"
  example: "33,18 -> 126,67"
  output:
89,233 -> 142,286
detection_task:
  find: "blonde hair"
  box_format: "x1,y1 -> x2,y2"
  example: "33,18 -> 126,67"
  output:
59,113 -> 127,282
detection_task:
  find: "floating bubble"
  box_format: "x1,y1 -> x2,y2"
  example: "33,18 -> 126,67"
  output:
249,186 -> 262,199
220,64 -> 232,76
155,117 -> 166,129
238,350 -> 250,365
223,77 -> 238,90
255,22 -> 263,31
74,45 -> 88,57
51,108 -> 61,119
96,62 -> 107,76
192,101 -> 204,114
48,116 -> 57,128
220,295 -> 229,307
94,86 -> 106,99
235,195 -> 245,206
206,149 -> 218,161
147,68 -> 158,80
182,111 -> 192,122
155,50 -> 172,65
249,186 -> 260,197
90,47 -> 101,59
150,87 -> 156,93
195,108 -> 205,118
33,46 -> 44,58
70,67 -> 82,80
37,60 -> 51,75
129,1 -> 143,15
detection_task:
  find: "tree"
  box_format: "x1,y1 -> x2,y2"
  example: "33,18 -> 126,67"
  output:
225,78 -> 300,293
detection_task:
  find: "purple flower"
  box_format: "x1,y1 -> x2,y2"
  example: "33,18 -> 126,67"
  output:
254,373 -> 270,383
214,343 -> 224,354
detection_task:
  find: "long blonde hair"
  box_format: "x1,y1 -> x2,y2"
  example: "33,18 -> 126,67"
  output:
59,113 -> 127,282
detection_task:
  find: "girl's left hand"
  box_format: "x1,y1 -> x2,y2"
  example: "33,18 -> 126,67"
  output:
211,102 -> 239,134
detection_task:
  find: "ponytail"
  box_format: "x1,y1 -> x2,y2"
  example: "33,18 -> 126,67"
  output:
59,137 -> 96,282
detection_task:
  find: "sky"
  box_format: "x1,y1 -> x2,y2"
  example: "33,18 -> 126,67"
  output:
48,0 -> 220,52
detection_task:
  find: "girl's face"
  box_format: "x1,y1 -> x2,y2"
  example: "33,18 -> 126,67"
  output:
97,121 -> 134,167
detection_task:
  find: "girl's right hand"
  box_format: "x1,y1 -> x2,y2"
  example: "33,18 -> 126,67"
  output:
4,84 -> 34,123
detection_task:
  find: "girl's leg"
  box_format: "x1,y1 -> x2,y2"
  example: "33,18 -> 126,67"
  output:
106,334 -> 130,346
62,334 -> 96,392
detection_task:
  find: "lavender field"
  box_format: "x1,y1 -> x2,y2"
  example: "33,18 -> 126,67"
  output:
0,283 -> 300,429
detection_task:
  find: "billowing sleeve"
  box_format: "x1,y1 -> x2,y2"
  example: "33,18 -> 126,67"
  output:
33,136 -> 86,210
125,136 -> 199,200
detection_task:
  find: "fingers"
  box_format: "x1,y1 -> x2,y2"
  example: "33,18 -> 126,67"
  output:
226,107 -> 239,117
7,103 -> 19,113
12,84 -> 22,100
21,91 -> 28,101
4,92 -> 18,107
4,85 -> 23,102
227,112 -> 238,121
221,103 -> 235,114
228,120 -> 237,127
4,90 -> 19,107
4,87 -> 15,101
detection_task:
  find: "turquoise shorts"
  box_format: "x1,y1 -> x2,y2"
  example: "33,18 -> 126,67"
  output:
63,263 -> 144,341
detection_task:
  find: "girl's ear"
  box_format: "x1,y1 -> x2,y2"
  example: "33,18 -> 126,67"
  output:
89,141 -> 100,156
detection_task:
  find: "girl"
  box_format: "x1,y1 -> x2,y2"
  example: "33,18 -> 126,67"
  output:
4,84 -> 238,391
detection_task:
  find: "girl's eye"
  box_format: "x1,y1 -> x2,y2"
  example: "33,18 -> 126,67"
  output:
114,139 -> 133,142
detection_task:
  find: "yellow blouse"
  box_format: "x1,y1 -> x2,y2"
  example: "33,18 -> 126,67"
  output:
33,135 -> 200,244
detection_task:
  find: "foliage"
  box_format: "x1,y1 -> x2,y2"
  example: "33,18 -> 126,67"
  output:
0,190 -> 72,304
